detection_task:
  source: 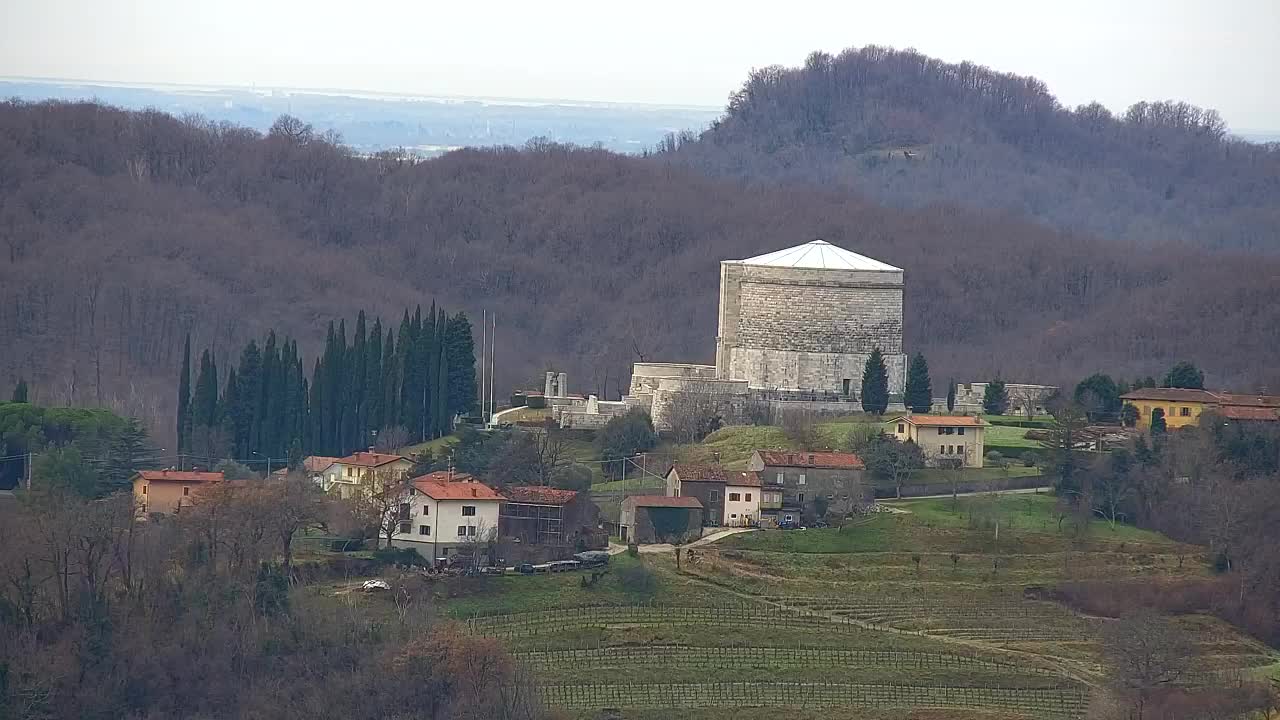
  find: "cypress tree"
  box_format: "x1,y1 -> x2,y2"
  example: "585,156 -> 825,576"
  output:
11,379 -> 28,403
421,302 -> 438,440
860,347 -> 889,415
320,322 -> 339,453
177,334 -> 192,455
221,367 -> 240,459
383,327 -> 398,433
309,358 -> 324,454
367,318 -> 384,434
397,310 -> 416,433
904,352 -> 933,414
445,311 -> 478,419
352,311 -> 368,449
193,349 -> 219,428
982,379 -> 1009,415
260,332 -> 280,456
946,378 -> 956,412
236,340 -> 262,458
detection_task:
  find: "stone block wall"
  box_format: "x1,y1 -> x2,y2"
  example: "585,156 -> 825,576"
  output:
650,377 -> 750,431
716,261 -> 905,393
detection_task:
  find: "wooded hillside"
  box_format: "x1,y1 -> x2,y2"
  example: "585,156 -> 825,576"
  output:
2,100 -> 1279,445
671,46 -> 1280,251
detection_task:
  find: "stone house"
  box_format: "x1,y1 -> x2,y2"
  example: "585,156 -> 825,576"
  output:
952,382 -> 1057,417
665,464 -> 761,527
747,451 -> 868,525
889,415 -> 987,468
620,495 -> 703,544
319,451 -> 414,499
499,486 -> 601,549
391,472 -> 505,561
132,469 -> 224,515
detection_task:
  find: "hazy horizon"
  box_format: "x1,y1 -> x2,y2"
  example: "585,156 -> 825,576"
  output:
3,0 -> 1279,130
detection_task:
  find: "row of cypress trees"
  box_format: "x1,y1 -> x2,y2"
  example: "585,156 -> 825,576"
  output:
860,348 -> 938,415
176,304 -> 478,463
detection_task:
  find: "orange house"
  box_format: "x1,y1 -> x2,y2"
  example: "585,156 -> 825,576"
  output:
132,470 -> 225,515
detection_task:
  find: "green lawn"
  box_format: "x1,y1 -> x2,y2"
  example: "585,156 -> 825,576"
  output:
399,433 -> 459,457
676,425 -> 792,468
982,424 -> 1041,448
903,465 -> 1042,486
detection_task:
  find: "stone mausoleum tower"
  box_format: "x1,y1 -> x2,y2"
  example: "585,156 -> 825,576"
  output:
714,239 -> 907,396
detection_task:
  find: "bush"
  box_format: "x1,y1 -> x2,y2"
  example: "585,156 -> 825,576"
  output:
1022,453 -> 1038,467
329,538 -> 366,552
985,450 -> 1004,465
617,563 -> 658,599
372,547 -> 429,568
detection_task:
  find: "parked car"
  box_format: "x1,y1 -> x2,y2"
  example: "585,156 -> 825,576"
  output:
574,551 -> 610,567
516,563 -> 535,575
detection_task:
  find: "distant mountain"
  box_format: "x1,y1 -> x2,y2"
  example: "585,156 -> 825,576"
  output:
668,46 -> 1280,252
3,100 -> 1279,445
0,77 -> 720,155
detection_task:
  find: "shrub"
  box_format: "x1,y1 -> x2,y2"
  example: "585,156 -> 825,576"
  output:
372,547 -> 429,568
985,450 -> 1004,464
617,564 -> 658,599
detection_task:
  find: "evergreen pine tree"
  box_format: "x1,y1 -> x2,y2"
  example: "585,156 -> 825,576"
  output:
352,311 -> 368,449
193,349 -> 219,428
11,379 -> 28,402
397,311 -> 416,434
435,308 -> 449,436
236,340 -> 262,458
309,358 -> 324,454
383,327 -> 398,433
367,318 -> 384,434
860,348 -> 890,415
982,379 -> 1009,415
445,311 -> 478,419
260,332 -> 279,456
422,303 -> 439,439
104,417 -> 154,492
177,334 -> 192,456
904,352 -> 933,413
946,378 -> 956,412
221,367 -> 240,459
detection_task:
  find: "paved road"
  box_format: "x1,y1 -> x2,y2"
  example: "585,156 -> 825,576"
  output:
608,527 -> 758,555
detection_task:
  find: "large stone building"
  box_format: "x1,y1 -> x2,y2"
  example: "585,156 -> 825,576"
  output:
717,239 -> 907,396
626,239 -> 907,429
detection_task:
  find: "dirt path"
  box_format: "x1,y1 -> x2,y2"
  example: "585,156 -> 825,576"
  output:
636,527 -> 757,554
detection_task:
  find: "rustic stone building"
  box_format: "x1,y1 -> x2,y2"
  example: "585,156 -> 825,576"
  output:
748,450 -> 870,525
619,495 -> 703,544
716,239 -> 906,396
625,240 -> 907,430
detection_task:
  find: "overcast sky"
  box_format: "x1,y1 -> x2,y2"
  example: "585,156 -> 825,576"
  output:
2,0 -> 1278,130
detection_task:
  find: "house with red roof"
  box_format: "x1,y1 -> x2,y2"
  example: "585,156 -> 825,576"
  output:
319,451 -> 414,499
888,415 -> 988,468
619,495 -> 703,544
747,450 -> 869,525
498,486 -> 601,554
131,469 -> 224,515
390,471 -> 505,561
664,464 -> 762,527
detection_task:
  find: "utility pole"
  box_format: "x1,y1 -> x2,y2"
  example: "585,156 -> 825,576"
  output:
480,309 -> 487,425
26,451 -> 33,491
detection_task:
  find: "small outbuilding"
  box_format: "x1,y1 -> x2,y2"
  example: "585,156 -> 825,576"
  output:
620,495 -> 703,544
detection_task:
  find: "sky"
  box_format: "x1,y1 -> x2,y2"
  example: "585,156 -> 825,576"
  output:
2,0 -> 1278,130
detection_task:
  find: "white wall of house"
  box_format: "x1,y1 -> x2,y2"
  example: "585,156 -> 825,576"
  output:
321,459 -> 414,497
890,421 -> 985,468
722,484 -> 760,526
391,491 -> 502,557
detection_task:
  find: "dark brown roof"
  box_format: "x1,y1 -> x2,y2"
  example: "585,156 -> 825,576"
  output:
504,486 -> 579,505
1121,388 -> 1221,403
1214,393 -> 1280,408
623,495 -> 703,509
1218,405 -> 1280,422
892,414 -> 987,427
726,471 -> 762,487
668,463 -> 727,483
754,451 -> 864,470
134,470 -> 224,483
335,451 -> 410,468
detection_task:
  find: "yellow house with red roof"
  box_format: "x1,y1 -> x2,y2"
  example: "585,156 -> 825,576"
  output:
888,415 -> 987,468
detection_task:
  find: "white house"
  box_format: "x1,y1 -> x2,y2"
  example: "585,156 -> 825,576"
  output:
888,415 -> 987,468
391,471 -> 506,561
722,471 -> 762,527
319,451 -> 414,498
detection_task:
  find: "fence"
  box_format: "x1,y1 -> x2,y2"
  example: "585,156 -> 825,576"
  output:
466,603 -> 870,637
537,682 -> 1087,717
516,645 -> 1050,675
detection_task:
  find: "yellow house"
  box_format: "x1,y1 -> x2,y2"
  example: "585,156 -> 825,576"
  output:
319,451 -> 415,499
887,415 -> 987,468
132,469 -> 225,515
1122,388 -> 1280,431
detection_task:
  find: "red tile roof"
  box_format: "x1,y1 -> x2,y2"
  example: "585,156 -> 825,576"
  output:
1218,405 -> 1280,422
668,463 -> 727,483
504,486 -> 580,505
754,451 -> 864,470
894,414 -> 987,427
413,471 -> 474,484
303,456 -> 342,473
411,475 -> 505,501
1121,388 -> 1221,403
335,451 -> 410,468
726,471 -> 762,487
134,470 -> 224,483
1214,393 -> 1280,408
623,495 -> 703,509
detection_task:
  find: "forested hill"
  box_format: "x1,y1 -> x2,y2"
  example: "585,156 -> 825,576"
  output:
2,100 -> 1279,445
669,46 -> 1280,251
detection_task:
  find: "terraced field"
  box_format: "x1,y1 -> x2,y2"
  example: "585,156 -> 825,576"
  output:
447,493 -> 1278,719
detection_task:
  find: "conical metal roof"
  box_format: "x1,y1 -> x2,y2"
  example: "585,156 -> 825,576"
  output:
737,239 -> 901,272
